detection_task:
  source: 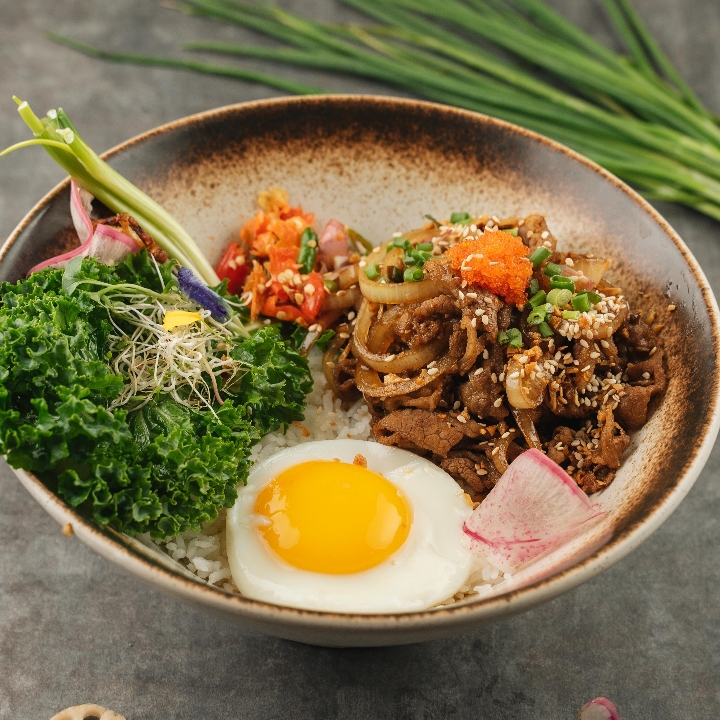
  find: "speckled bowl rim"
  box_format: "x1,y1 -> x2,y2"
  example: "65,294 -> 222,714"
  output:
4,95 -> 720,637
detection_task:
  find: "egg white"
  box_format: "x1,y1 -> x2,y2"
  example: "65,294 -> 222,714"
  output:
226,439 -> 474,614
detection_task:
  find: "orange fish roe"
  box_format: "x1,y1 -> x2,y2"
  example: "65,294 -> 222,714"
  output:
447,231 -> 532,306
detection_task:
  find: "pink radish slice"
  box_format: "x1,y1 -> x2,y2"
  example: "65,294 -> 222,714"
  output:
463,449 -> 605,571
69,179 -> 94,244
27,223 -> 140,276
579,698 -> 622,720
318,219 -> 350,269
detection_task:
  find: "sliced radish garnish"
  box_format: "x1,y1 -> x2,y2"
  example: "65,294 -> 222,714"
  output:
579,698 -> 622,720
69,179 -> 94,245
26,182 -> 141,276
463,449 -> 605,571
318,219 -> 350,270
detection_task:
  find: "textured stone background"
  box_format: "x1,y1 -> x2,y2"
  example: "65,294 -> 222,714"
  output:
1,1 -> 719,718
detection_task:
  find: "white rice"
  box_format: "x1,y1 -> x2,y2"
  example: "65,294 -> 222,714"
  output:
144,348 -> 509,606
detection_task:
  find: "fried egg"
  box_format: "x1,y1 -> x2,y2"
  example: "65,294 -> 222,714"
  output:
226,439 -> 474,613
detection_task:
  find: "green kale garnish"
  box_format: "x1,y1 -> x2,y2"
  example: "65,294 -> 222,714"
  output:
0,252 -> 311,538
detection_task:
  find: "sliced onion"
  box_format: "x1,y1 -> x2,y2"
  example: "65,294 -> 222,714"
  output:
320,284 -> 361,312
463,449 -> 606,571
571,256 -> 611,285
69,179 -> 93,244
337,263 -> 358,289
322,333 -> 351,399
359,245 -> 444,304
318,219 -> 350,269
354,348 -> 458,398
579,698 -> 622,720
504,354 -> 550,409
511,408 -> 544,450
352,299 -> 447,373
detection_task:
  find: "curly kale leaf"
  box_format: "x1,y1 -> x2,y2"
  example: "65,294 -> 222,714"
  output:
0,255 -> 311,539
231,325 -> 313,435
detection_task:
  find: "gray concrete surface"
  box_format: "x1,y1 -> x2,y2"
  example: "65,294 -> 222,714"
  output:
1,1 -> 720,718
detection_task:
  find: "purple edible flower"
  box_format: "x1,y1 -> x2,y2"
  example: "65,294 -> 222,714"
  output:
177,266 -> 228,321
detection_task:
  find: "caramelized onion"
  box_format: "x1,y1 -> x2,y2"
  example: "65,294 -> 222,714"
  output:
511,408 -> 544,450
570,256 -> 611,285
322,333 -> 352,400
353,300 -> 447,373
504,354 -> 550,409
354,348 -> 458,398
337,263 -> 359,289
321,284 -> 361,312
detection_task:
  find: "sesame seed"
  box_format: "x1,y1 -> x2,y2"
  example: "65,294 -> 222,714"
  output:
590,352 -> 600,359
492,446 -> 500,455
649,346 -> 657,356
467,292 -> 478,299
294,292 -> 304,304
601,340 -> 610,348
642,371 -> 651,379
508,371 -> 520,379
527,230 -> 534,238
338,332 -> 350,339
555,442 -> 564,450
385,354 -> 396,361
565,257 -> 574,267
359,261 -> 367,268
580,339 -> 589,348
276,311 -> 287,321
541,231 -> 549,239
543,240 -> 553,248
428,367 -> 439,376
475,368 -> 484,375
478,469 -> 488,476
471,317 -> 477,328
453,401 -> 461,409
304,283 -> 316,295
499,372 -> 505,381
482,314 -> 489,324
475,309 -> 483,317
501,431 -> 510,439
518,356 -> 528,364
491,373 -> 498,383
668,304 -> 676,311
493,398 -> 503,407
581,365 -> 591,372
483,350 -> 489,360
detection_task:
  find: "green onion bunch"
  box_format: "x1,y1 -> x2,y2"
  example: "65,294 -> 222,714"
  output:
46,0 -> 720,222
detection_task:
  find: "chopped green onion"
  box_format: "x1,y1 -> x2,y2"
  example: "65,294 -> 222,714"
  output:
577,289 -> 603,304
528,246 -> 552,267
503,227 -> 519,237
404,267 -> 425,282
402,253 -> 416,266
411,249 -> 432,266
450,211 -> 471,224
529,278 -> 540,296
571,293 -> 592,312
563,310 -> 582,320
499,327 -> 523,348
547,288 -> 573,307
424,214 -> 441,227
365,262 -> 380,280
544,262 -> 563,277
297,226 -> 318,273
416,242 -> 434,251
348,228 -> 373,255
323,279 -> 339,292
507,328 -> 523,348
537,321 -> 555,338
393,236 -> 412,250
528,290 -> 547,308
549,275 -> 575,291
527,306 -> 547,325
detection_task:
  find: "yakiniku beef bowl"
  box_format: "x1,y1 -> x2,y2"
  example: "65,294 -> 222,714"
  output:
2,95 -> 719,647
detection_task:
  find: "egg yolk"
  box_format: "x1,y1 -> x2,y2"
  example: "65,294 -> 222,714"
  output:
253,460 -> 411,574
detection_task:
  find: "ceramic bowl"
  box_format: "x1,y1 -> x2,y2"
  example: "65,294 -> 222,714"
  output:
2,96 -> 719,647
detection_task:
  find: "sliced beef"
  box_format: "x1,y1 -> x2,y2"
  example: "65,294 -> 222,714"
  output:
591,405 -> 629,469
373,409 -> 463,456
458,345 -> 508,420
616,385 -> 654,430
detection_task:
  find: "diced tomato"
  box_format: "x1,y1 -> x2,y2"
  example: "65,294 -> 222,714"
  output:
215,241 -> 249,296
300,272 -> 327,323
261,295 -> 305,322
